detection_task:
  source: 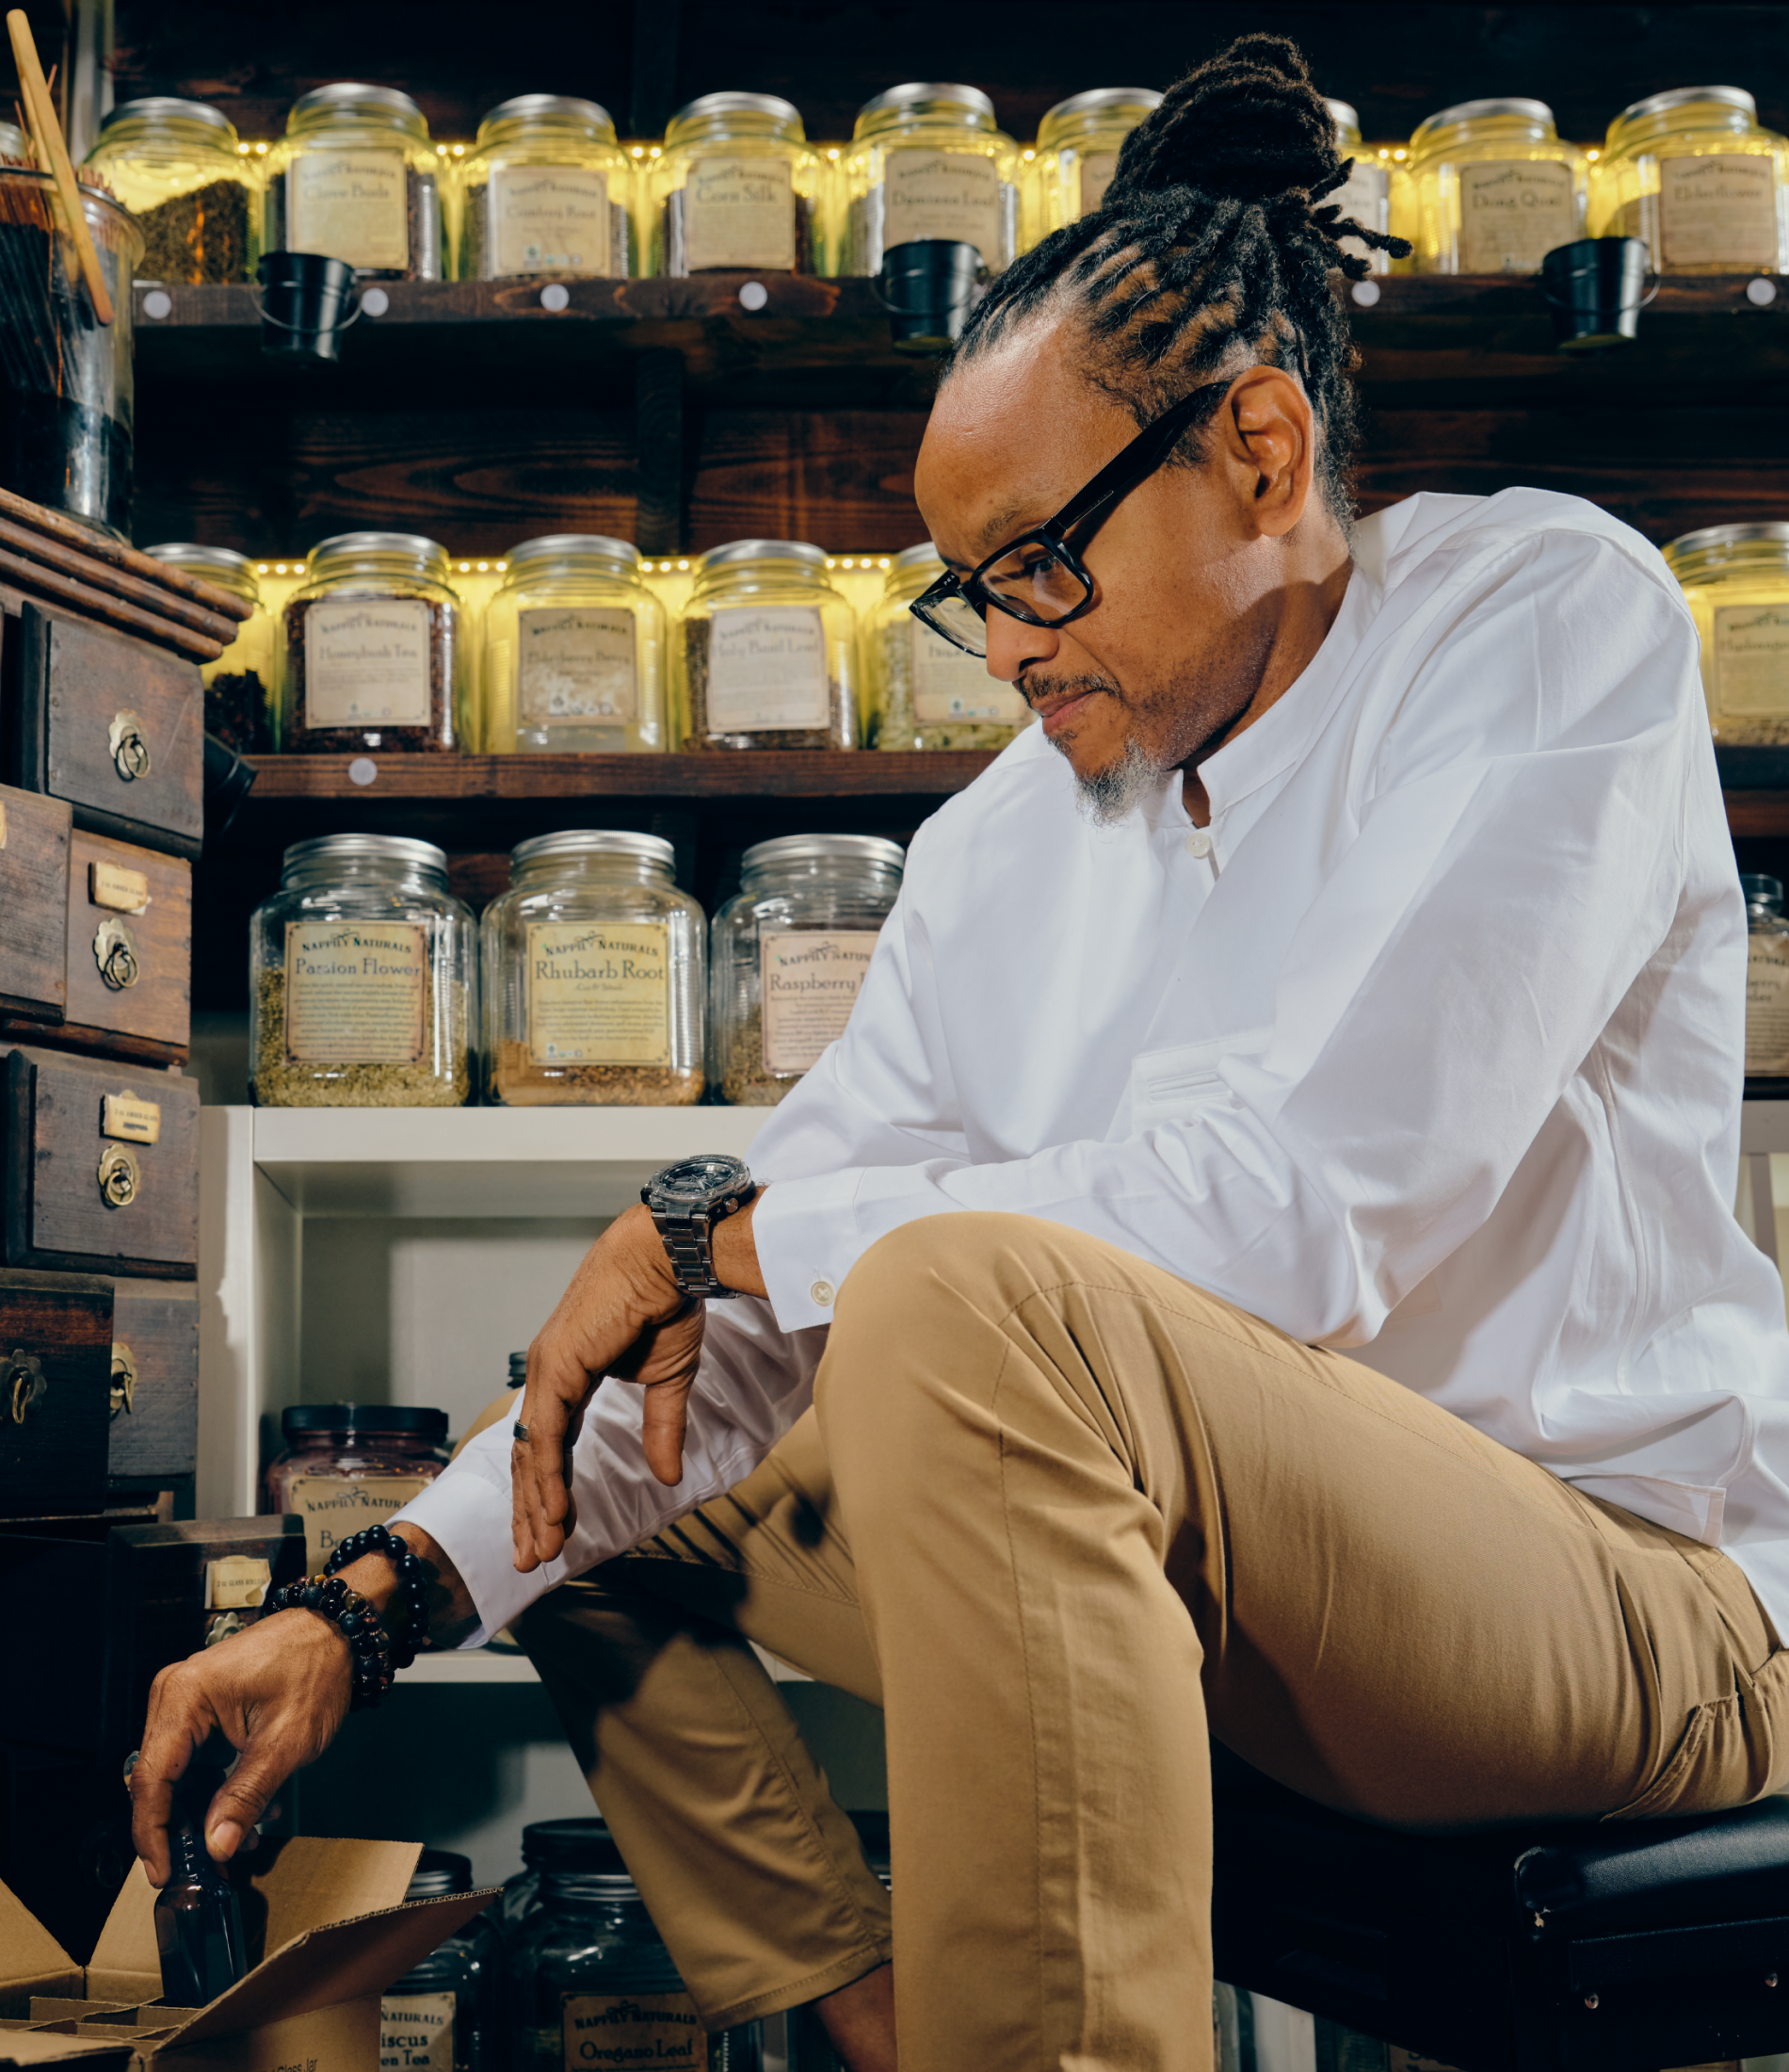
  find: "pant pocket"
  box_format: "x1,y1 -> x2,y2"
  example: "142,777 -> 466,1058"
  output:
1603,1649 -> 1789,1821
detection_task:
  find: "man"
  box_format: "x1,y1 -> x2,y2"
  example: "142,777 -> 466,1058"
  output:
132,39 -> 1789,2072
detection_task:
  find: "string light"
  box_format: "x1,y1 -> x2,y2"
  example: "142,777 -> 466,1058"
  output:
1022,148 -> 1035,161
676,558 -> 689,570
827,146 -> 842,159
1392,148 -> 1407,160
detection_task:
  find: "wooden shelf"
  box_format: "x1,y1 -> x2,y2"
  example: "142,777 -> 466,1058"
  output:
241,750 -> 997,801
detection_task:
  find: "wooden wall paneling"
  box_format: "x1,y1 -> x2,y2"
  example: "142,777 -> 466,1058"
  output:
636,348 -> 687,556
689,411 -> 930,551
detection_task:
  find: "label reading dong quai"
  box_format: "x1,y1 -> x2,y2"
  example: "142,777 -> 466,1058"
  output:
382,1992 -> 456,2072
1457,159 -> 1573,272
761,931 -> 880,1074
561,1994 -> 706,2070
526,920 -> 670,1066
285,921 -> 427,1063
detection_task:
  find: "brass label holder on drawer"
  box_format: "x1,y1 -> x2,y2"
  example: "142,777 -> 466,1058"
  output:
102,1091 -> 161,1143
108,709 -> 151,782
4,1348 -> 45,1424
89,858 -> 150,912
110,1339 -> 135,1416
98,1142 -> 140,1207
93,915 -> 139,990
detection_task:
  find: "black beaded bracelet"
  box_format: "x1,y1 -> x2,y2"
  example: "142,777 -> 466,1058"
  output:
323,1523 -> 432,1662
264,1574 -> 395,1710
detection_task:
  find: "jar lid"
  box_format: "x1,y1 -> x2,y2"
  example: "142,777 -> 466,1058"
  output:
281,1402 -> 449,1437
99,97 -> 237,139
696,538 -> 827,573
1744,875 -> 1785,907
522,1819 -> 629,1872
1663,522 -> 1789,561
1325,98 -> 1361,135
1613,85 -> 1756,128
288,83 -> 429,137
1413,97 -> 1555,141
510,830 -> 675,870
857,82 -> 997,124
743,834 -> 906,874
891,541 -> 942,573
142,541 -> 260,591
504,533 -> 641,573
281,834 -> 450,878
0,118 -> 24,157
667,91 -> 805,138
475,93 -> 617,139
306,531 -> 452,583
405,1850 -> 473,1899
1038,88 -> 1162,136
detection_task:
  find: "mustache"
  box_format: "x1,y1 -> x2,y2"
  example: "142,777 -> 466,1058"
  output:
1016,670 -> 1118,711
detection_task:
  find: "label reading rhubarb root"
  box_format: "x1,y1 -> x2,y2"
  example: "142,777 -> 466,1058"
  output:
525,920 -> 670,1066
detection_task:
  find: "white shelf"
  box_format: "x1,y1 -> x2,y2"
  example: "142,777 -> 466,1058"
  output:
399,1647 -> 541,1684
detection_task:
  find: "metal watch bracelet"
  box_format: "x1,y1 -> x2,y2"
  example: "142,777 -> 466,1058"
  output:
645,1201 -> 738,1301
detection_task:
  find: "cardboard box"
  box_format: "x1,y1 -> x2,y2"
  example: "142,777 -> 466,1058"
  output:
0,1837 -> 495,2072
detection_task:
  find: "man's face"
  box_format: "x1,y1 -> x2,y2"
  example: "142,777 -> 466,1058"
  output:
915,322 -> 1309,801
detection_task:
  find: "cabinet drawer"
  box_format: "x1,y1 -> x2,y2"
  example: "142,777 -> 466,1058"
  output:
0,784 -> 69,1024
107,1279 -> 197,1486
2,1048 -> 198,1278
44,832 -> 191,1066
0,1269 -> 114,1516
10,602 -> 202,860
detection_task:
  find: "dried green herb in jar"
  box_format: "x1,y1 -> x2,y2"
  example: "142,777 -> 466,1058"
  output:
136,178 -> 251,283
253,963 -> 471,1109
874,618 -> 1027,752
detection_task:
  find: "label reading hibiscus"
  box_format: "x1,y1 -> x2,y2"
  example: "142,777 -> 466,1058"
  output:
1714,604 -> 1789,716
761,931 -> 881,1074
526,920 -> 670,1066
304,597 -> 432,728
684,155 -> 797,270
381,1993 -> 455,2072
883,149 -> 1001,259
290,149 -> 409,271
491,165 -> 611,275
285,921 -> 427,1063
519,607 -> 638,724
1457,159 -> 1574,272
560,1993 -> 706,2070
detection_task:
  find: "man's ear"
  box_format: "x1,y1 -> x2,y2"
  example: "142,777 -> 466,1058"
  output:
1219,365 -> 1315,539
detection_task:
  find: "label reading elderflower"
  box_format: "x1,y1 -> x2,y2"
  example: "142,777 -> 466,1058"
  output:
1659,153 -> 1780,268
526,920 -> 670,1066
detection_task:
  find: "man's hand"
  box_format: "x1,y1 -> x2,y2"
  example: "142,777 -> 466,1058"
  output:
512,1194 -> 766,1572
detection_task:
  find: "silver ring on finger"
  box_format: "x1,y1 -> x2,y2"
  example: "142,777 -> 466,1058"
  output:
512,1420 -> 530,1441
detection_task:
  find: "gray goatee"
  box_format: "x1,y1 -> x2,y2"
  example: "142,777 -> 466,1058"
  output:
1071,736 -> 1174,827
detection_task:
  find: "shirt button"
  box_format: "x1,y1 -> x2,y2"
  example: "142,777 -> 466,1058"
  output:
1185,829 -> 1213,859
810,1280 -> 836,1308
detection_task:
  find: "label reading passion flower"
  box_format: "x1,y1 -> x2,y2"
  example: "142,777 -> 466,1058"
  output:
761,931 -> 881,1073
883,149 -> 1001,258
1659,153 -> 1780,267
284,920 -> 427,1063
910,623 -> 1027,724
491,165 -> 611,274
381,1993 -> 456,2072
304,598 -> 433,727
526,920 -> 670,1066
1457,159 -> 1574,272
560,1993 -> 705,2071
707,607 -> 830,731
1715,604 -> 1789,716
684,155 -> 796,269
290,149 -> 410,271
519,607 -> 638,723
286,1473 -> 432,1572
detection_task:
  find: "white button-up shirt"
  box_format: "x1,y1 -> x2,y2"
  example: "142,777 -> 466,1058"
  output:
402,489 -> 1789,1644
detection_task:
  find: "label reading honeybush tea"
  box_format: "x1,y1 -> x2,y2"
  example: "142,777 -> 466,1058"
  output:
1660,153 -> 1780,267
1457,159 -> 1573,272
492,165 -> 610,275
381,1993 -> 456,2072
1715,604 -> 1789,716
290,148 -> 410,271
304,597 -> 433,728
287,1473 -> 432,1572
526,920 -> 670,1066
761,931 -> 881,1074
685,155 -> 796,270
910,623 -> 1027,725
519,607 -> 638,723
708,607 -> 829,731
284,920 -> 427,1063
1077,151 -> 1119,217
560,1993 -> 705,2070
883,149 -> 1001,258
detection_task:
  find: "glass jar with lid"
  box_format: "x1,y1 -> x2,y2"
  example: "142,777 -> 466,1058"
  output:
679,541 -> 858,751
1744,875 -> 1789,1077
1591,89 -> 1787,274
865,543 -> 1030,751
279,532 -> 466,754
1406,98 -> 1586,273
265,84 -> 443,279
483,536 -> 668,753
502,1820 -> 615,1945
1033,89 -> 1161,237
459,95 -> 635,280
482,831 -> 705,1107
265,1403 -> 451,1568
1328,99 -> 1393,275
250,834 -> 475,1108
650,93 -> 825,276
1662,523 -> 1789,742
842,84 -> 1021,276
381,1851 -> 504,2072
712,834 -> 903,1105
83,98 -> 255,283
143,542 -> 274,753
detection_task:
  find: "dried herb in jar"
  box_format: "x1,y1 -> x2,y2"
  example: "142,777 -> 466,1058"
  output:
254,963 -> 470,1108
492,1039 -> 702,1107
204,671 -> 268,754
684,618 -> 847,751
717,1004 -> 791,1106
137,177 -> 251,283
875,620 -> 1026,752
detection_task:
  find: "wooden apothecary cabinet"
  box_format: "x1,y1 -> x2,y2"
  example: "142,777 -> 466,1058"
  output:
0,783 -> 71,1025
0,1268 -> 115,1516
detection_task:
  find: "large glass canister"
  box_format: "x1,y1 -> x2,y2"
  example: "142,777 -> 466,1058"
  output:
1662,523 -> 1789,742
1033,89 -> 1162,236
381,1851 -> 504,2072
459,95 -> 635,280
1328,99 -> 1393,275
482,831 -> 706,1107
0,171 -> 140,540
279,532 -> 466,753
83,97 -> 256,283
265,84 -> 443,279
1744,874 -> 1789,1077
141,542 -> 275,753
842,84 -> 1020,276
1591,88 -> 1788,274
483,535 -> 668,753
250,834 -> 475,1107
650,93 -> 825,276
1406,98 -> 1586,273
266,1403 -> 450,1569
679,542 -> 858,751
866,542 -> 1031,751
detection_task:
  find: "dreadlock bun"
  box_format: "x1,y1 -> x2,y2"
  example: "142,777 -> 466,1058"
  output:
1106,35 -> 1343,208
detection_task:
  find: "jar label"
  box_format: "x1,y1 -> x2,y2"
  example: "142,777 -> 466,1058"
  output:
707,607 -> 830,731
285,920 -> 427,1064
1456,159 -> 1574,272
1749,935 -> 1789,1074
1714,604 -> 1789,715
761,931 -> 881,1074
519,607 -> 639,723
560,1993 -> 706,2070
1078,151 -> 1120,217
285,1473 -> 432,1571
883,148 -> 1001,258
526,920 -> 671,1066
289,149 -> 410,271
684,156 -> 796,270
382,1993 -> 456,2072
491,165 -> 612,275
304,597 -> 434,728
1336,158 -> 1391,263
1659,153 -> 1779,268
910,622 -> 1027,724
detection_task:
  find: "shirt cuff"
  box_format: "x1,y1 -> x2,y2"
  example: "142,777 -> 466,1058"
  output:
753,1167 -> 866,1330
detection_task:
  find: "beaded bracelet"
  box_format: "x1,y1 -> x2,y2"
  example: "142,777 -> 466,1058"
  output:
323,1523 -> 432,1660
263,1574 -> 395,1711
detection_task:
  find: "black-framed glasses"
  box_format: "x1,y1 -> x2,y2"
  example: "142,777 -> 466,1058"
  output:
910,377 -> 1234,658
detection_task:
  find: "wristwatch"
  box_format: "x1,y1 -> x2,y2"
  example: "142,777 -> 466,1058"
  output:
641,1154 -> 755,1301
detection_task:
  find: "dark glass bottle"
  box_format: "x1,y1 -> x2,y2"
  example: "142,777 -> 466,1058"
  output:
153,1739 -> 249,2006
382,1850 -> 505,2072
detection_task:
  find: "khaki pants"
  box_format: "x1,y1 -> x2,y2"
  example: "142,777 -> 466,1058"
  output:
499,1213 -> 1789,2071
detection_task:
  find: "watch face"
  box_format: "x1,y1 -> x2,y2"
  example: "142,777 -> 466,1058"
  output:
656,1154 -> 749,1211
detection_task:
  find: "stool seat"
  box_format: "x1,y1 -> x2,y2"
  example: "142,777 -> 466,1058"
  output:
1211,1752 -> 1789,2072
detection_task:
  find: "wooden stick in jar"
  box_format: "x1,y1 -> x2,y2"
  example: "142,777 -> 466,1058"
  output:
5,10 -> 112,325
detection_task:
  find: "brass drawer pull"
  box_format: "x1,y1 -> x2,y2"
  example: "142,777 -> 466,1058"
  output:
93,916 -> 139,991
108,709 -> 150,782
4,1349 -> 45,1425
110,1340 -> 136,1417
98,1142 -> 140,1208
